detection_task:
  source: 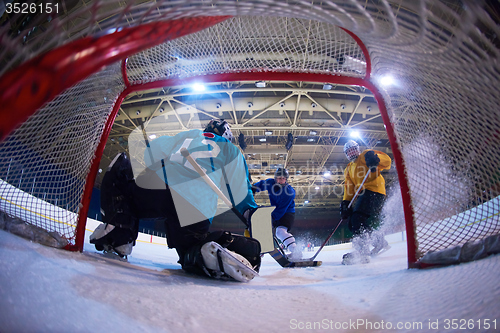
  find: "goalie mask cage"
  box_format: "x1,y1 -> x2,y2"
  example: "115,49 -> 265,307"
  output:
0,0 -> 499,268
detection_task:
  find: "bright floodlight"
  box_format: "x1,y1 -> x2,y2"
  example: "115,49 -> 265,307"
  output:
323,171 -> 331,177
148,134 -> 157,140
192,83 -> 206,92
379,75 -> 395,86
350,130 -> 360,138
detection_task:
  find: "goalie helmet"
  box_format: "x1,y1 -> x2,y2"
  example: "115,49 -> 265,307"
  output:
344,140 -> 360,162
204,119 -> 234,141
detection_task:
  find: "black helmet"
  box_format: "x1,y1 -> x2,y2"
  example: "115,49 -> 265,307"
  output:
204,119 -> 233,141
274,167 -> 289,180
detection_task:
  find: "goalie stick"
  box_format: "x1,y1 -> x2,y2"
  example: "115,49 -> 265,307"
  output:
180,148 -> 320,268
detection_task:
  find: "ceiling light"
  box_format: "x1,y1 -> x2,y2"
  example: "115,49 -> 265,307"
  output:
309,130 -> 317,135
192,83 -> 206,92
323,171 -> 331,177
311,102 -> 317,108
148,134 -> 157,140
379,75 -> 395,86
265,130 -> 273,136
350,130 -> 360,138
255,81 -> 266,88
323,84 -> 332,90
307,138 -> 315,142
259,138 -> 266,142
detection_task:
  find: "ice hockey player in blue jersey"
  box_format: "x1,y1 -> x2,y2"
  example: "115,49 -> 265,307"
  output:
252,168 -> 302,260
91,119 -> 261,282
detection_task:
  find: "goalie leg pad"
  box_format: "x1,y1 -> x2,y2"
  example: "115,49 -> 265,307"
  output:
201,241 -> 259,282
180,231 -> 261,281
226,234 -> 261,272
100,153 -> 138,230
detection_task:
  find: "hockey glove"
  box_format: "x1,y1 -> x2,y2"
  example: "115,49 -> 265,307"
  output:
364,150 -> 380,172
340,200 -> 353,220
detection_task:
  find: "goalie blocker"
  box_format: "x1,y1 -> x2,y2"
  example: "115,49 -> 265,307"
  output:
90,153 -> 262,281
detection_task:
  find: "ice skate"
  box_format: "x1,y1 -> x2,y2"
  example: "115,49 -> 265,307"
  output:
342,235 -> 370,265
371,239 -> 391,256
286,243 -> 303,260
201,241 -> 259,282
90,223 -> 134,258
113,242 -> 133,258
342,252 -> 370,265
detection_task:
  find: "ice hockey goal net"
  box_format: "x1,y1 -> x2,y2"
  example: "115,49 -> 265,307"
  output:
0,0 -> 499,267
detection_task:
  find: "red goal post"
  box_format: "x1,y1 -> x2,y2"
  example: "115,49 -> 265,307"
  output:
0,1 -> 499,268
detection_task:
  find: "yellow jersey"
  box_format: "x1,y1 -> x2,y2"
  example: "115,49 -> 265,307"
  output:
343,150 -> 391,201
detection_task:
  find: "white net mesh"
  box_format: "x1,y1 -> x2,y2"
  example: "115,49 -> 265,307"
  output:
0,63 -> 124,240
0,0 -> 499,262
126,16 -> 366,82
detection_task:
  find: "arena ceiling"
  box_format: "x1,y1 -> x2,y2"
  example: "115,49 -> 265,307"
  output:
100,79 -> 397,209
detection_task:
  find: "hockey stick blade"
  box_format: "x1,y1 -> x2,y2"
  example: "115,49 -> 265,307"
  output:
269,249 -> 322,268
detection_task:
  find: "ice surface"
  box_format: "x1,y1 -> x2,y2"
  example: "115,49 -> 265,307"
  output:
1,228 -> 499,333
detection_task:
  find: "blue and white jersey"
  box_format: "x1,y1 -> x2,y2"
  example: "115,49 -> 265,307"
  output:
253,178 -> 295,222
140,129 -> 257,226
